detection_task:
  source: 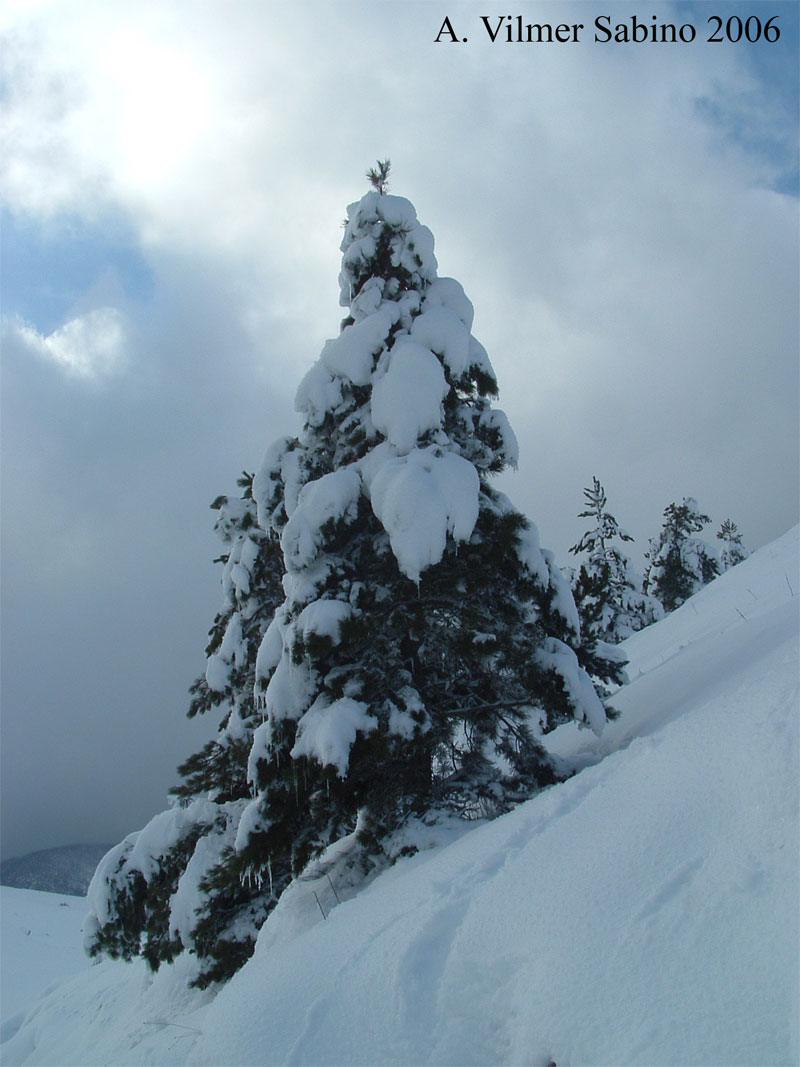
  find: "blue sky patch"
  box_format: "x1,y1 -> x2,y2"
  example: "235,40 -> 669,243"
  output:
2,209 -> 155,335
682,0 -> 799,195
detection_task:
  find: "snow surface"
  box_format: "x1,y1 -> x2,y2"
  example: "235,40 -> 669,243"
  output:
2,528 -> 798,1066
0,889 -> 88,1038
423,277 -> 475,332
409,305 -> 471,378
369,448 -> 480,582
280,468 -> 361,570
370,340 -> 448,453
290,695 -> 378,776
320,306 -> 397,387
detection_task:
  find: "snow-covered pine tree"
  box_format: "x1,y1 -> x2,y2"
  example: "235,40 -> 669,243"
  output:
569,477 -> 663,655
717,518 -> 749,571
85,474 -> 286,985
644,497 -> 719,612
86,166 -> 617,989
239,165 -> 614,894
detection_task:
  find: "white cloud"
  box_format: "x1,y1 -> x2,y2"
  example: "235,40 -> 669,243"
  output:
6,307 -> 127,378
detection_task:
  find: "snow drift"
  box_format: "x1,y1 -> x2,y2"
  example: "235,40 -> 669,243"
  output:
2,527 -> 797,1066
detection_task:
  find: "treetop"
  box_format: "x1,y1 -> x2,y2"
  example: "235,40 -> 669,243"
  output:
366,159 -> 391,194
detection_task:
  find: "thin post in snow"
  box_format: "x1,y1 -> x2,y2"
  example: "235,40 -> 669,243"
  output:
327,872 -> 341,904
314,891 -> 327,920
786,574 -> 795,597
144,1020 -> 202,1034
735,607 -> 747,621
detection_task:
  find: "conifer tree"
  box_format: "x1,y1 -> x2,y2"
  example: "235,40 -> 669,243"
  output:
86,167 -> 615,987
85,474 -> 286,986
240,166 -> 613,877
644,497 -> 719,611
569,477 -> 663,651
717,518 -> 749,571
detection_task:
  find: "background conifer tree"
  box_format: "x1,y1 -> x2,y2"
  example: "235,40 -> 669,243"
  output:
87,167 -> 616,988
644,497 -> 719,612
717,518 -> 749,571
569,477 -> 663,653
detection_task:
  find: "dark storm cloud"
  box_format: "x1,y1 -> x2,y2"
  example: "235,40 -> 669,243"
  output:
1,263 -> 298,859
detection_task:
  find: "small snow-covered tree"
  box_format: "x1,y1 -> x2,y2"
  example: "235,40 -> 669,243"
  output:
85,474 -> 286,986
86,167 -> 617,988
569,477 -> 663,650
644,497 -> 719,612
717,518 -> 749,571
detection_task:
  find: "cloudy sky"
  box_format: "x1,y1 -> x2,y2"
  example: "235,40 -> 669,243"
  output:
1,1 -> 797,860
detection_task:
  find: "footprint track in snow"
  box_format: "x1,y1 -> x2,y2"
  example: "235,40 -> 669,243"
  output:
397,888 -> 471,1036
634,856 -> 705,922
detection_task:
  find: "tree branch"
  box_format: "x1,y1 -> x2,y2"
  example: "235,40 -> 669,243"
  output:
440,698 -> 531,718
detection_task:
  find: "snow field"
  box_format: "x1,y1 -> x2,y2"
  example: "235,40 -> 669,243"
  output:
2,528 -> 797,1066
193,557 -> 798,1066
0,889 -> 88,1039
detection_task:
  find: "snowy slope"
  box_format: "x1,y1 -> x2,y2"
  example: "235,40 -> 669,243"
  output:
2,528 -> 797,1067
549,523 -> 800,769
0,889 -> 88,1033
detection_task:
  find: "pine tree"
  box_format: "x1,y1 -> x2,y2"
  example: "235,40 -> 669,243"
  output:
240,166 -> 613,878
717,518 -> 749,571
644,497 -> 719,612
85,474 -> 286,986
569,477 -> 663,651
86,167 -> 616,987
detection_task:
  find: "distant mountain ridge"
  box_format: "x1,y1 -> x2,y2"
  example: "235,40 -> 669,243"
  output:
0,845 -> 111,897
